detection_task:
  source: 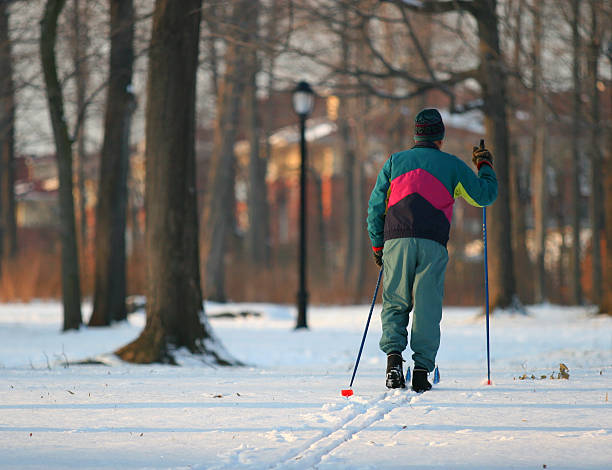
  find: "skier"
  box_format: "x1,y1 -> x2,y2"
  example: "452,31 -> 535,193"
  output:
366,108 -> 497,392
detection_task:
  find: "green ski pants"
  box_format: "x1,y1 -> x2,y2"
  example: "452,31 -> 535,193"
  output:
379,237 -> 449,372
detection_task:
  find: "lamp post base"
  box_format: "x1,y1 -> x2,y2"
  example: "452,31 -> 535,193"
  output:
296,290 -> 309,329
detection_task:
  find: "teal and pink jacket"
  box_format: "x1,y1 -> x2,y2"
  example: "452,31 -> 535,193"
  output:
367,143 -> 497,251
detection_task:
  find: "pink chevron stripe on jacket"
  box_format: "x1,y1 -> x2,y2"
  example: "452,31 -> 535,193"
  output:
387,169 -> 454,224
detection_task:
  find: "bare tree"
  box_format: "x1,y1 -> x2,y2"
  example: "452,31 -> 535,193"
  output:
379,0 -> 522,311
89,0 -> 135,327
0,0 -> 17,264
337,3 -> 357,283
586,0 -> 604,308
70,0 -> 89,245
508,0 -> 530,301
40,0 -> 82,330
569,0 -> 583,305
116,0 -> 233,364
602,95 -> 612,315
244,0 -> 271,267
531,0 -> 547,303
202,1 -> 220,99
351,104 -> 369,301
602,8 -> 612,315
203,0 -> 256,302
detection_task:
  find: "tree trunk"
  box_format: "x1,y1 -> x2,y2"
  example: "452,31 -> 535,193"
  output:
602,1 -> 612,315
40,0 -> 82,331
339,4 -> 356,283
586,0 -> 603,308
531,1 -> 547,303
556,201 -> 568,303
509,0 -> 530,301
116,0 -> 233,365
261,0 -> 279,219
601,105 -> 612,315
339,103 -> 356,282
353,161 -> 367,302
71,0 -> 88,245
204,0 -> 254,301
203,1 -> 220,99
310,168 -> 327,270
0,0 -> 17,262
509,138 -> 530,299
570,0 -> 583,305
352,110 -> 368,302
475,0 -> 521,312
90,0 -> 135,327
244,1 -> 270,267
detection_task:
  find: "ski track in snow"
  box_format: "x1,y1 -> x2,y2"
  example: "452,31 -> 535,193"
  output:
1,303 -> 611,470
268,390 -> 419,469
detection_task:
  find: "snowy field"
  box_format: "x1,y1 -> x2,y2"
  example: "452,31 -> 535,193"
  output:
0,301 -> 610,470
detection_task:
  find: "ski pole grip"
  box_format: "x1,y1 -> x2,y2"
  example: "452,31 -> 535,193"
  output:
479,139 -> 485,150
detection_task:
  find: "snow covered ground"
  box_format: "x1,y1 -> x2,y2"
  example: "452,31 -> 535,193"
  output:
0,301 -> 610,469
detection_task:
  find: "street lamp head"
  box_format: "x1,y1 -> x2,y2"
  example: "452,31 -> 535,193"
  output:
292,81 -> 315,117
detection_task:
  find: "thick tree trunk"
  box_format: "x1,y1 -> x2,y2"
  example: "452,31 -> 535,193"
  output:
475,0 -> 521,312
570,0 -> 583,305
40,0 -> 82,331
0,0 -> 17,262
204,0 -> 254,301
531,2 -> 547,303
116,0 -> 233,365
90,0 -> 135,327
586,0 -> 603,308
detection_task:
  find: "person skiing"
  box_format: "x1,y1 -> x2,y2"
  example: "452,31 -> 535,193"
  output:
366,108 -> 498,392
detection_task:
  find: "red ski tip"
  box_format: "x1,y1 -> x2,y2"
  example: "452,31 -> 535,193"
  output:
341,389 -> 353,397
487,380 -> 492,385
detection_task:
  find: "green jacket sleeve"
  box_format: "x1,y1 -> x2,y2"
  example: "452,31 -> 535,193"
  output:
367,158 -> 392,249
453,160 -> 498,207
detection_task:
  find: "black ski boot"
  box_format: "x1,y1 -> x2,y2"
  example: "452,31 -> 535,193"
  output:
412,367 -> 432,393
386,353 -> 406,389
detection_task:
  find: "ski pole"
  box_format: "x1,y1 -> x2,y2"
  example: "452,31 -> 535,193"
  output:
341,267 -> 383,397
477,138 -> 492,386
483,205 -> 492,385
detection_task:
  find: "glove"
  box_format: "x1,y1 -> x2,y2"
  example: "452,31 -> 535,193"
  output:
373,248 -> 383,267
472,141 -> 493,170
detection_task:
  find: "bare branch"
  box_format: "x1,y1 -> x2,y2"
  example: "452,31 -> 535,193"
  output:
382,0 -> 477,16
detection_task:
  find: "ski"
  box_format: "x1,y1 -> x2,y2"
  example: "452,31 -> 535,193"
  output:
401,364 -> 440,392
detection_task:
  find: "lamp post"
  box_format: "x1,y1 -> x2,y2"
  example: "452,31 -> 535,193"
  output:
292,81 -> 314,329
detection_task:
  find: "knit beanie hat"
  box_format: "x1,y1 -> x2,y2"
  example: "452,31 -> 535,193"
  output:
414,108 -> 445,142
